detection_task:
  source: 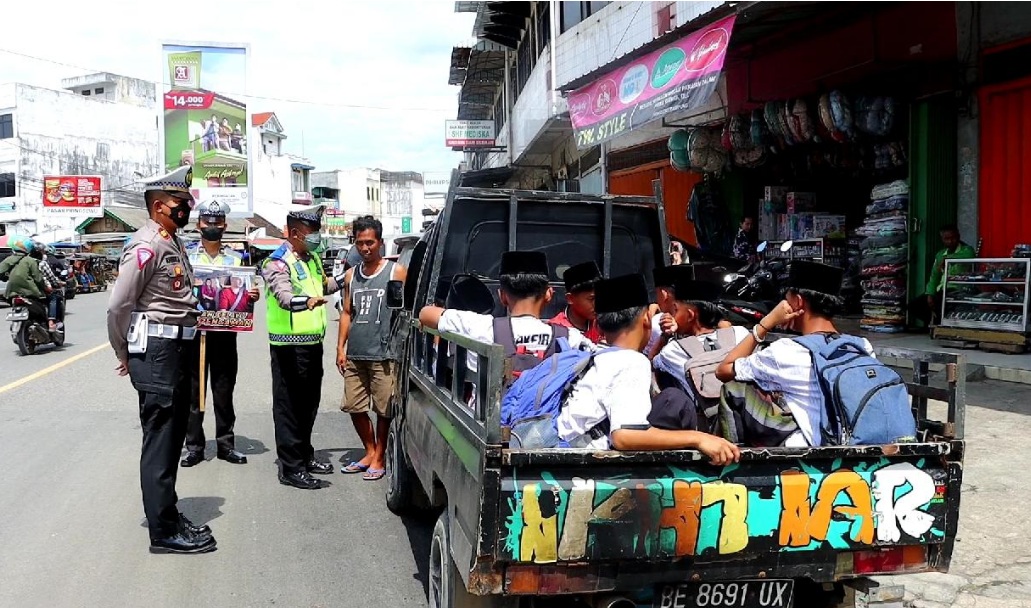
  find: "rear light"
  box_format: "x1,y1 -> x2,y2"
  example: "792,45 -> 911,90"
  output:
505,564 -> 616,595
12,297 -> 27,306
842,545 -> 928,576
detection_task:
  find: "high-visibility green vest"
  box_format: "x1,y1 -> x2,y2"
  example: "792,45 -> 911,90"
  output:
265,245 -> 327,346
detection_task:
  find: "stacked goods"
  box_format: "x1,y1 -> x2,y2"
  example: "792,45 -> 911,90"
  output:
858,180 -> 909,332
841,235 -> 865,314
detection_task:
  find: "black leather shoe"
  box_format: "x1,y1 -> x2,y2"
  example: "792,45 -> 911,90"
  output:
217,450 -> 248,464
306,459 -> 333,475
179,513 -> 211,538
279,471 -> 324,490
180,451 -> 205,468
149,532 -> 217,554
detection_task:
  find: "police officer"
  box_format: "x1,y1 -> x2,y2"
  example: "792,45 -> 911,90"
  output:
181,201 -> 255,468
261,205 -> 345,490
107,165 -> 216,554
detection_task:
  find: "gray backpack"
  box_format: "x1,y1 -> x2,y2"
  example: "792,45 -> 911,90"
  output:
676,327 -> 739,427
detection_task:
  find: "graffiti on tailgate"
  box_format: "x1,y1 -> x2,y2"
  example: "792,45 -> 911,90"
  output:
502,458 -> 947,563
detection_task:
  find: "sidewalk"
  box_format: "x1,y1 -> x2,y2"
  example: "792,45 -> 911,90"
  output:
838,319 -> 1031,385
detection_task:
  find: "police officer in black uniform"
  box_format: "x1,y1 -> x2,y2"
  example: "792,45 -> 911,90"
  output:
107,166 -> 217,554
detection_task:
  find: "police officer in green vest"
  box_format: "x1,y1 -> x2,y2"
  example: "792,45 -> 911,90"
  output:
181,200 -> 255,468
261,204 -> 345,489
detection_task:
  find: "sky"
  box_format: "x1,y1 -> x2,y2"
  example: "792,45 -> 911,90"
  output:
0,0 -> 474,174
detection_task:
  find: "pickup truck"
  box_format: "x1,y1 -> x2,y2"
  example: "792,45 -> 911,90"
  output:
383,182 -> 966,608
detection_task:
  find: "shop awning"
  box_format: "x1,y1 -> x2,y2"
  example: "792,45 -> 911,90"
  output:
450,40 -> 508,122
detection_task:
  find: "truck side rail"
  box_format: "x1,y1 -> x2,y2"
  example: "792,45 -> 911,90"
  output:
407,318 -> 504,445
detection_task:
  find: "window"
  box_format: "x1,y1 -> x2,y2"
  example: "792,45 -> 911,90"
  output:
536,4 -> 551,56
81,90 -> 91,96
367,186 -> 372,201
94,87 -> 105,94
0,114 -> 12,140
0,173 -> 16,198
560,1 -> 609,33
656,2 -> 676,35
493,92 -> 506,137
516,35 -> 533,97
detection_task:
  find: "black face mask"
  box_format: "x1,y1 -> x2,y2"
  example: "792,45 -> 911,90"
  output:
168,201 -> 192,229
200,227 -> 225,242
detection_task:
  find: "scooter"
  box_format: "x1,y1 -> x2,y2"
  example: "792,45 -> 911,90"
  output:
717,241 -> 793,327
6,296 -> 64,355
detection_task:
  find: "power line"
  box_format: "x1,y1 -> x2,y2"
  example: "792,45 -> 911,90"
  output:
0,47 -> 457,113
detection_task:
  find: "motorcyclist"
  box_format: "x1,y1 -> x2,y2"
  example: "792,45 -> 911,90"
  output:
37,244 -> 67,330
0,238 -> 48,312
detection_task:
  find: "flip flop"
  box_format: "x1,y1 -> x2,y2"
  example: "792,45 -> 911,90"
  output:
341,462 -> 370,474
362,468 -> 386,481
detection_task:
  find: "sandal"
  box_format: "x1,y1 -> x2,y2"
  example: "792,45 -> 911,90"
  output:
362,468 -> 386,481
341,461 -> 370,474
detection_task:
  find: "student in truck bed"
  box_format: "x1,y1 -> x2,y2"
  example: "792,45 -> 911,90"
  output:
715,261 -> 875,447
645,264 -> 693,359
549,260 -> 603,344
555,273 -> 740,465
418,251 -> 594,378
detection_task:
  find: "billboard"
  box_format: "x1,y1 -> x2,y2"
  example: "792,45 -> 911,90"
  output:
161,43 -> 252,217
423,171 -> 451,196
445,120 -> 495,147
41,176 -> 103,217
568,15 -> 737,149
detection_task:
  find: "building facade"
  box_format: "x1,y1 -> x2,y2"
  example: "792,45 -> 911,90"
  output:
249,111 -> 315,231
0,73 -> 161,238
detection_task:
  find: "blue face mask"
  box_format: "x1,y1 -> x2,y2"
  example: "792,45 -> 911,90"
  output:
304,232 -> 324,254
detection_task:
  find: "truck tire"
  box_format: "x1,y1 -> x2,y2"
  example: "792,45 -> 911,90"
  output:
429,510 -> 494,608
385,417 -> 430,516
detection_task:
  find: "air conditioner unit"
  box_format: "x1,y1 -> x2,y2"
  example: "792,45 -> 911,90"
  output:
556,179 -> 580,193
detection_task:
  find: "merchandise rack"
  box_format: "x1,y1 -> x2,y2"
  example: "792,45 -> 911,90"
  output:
940,257 -> 1030,333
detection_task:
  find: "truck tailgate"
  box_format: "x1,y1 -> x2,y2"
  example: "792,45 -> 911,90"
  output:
495,444 -> 960,576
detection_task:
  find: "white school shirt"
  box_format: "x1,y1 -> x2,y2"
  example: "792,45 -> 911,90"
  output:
436,310 -> 593,376
557,348 -> 654,450
644,313 -> 664,357
733,336 -> 876,446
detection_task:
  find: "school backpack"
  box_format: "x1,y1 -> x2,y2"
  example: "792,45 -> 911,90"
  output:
794,333 -> 916,445
500,341 -> 612,449
493,317 -> 569,395
676,327 -> 739,432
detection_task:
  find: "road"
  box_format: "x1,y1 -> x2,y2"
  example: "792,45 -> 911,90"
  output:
1,293 -> 1029,607
0,292 -> 432,608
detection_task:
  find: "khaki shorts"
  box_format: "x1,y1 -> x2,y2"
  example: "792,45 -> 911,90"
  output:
342,359 -> 395,417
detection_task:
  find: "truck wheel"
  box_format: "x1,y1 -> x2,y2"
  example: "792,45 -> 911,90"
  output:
430,511 -> 493,608
385,417 -> 431,516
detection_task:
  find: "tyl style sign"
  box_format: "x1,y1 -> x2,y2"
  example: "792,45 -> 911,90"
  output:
569,14 -> 736,149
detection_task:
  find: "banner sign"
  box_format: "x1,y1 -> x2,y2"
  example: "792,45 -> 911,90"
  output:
41,176 -> 103,217
423,171 -> 451,195
161,43 -> 252,217
569,14 -> 737,149
445,120 -> 496,147
193,264 -> 256,332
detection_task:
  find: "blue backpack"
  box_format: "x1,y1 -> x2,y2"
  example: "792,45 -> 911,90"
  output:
500,340 -> 611,449
794,333 -> 916,446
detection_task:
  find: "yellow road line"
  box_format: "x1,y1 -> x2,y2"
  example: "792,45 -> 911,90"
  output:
0,343 -> 108,396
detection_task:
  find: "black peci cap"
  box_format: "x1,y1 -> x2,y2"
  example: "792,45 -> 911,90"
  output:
499,250 -> 549,276
672,279 -> 723,303
562,261 -> 602,293
652,264 -> 693,288
595,274 -> 651,314
784,260 -> 844,296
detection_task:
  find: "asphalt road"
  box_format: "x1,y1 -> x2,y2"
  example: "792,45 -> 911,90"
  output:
0,291 -> 433,607
1,292 -> 1030,607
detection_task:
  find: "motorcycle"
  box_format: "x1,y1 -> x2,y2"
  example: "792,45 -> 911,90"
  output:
717,241 -> 793,327
6,295 -> 65,355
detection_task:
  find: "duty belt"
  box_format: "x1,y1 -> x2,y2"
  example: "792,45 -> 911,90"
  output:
147,323 -> 198,340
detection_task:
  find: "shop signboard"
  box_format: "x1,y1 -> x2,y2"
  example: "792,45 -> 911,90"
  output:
445,120 -> 495,147
401,216 -> 412,233
423,171 -> 451,196
569,14 -> 737,149
41,176 -> 104,217
161,42 -> 252,217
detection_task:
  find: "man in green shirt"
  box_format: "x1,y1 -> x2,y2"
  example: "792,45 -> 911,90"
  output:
917,224 -> 976,327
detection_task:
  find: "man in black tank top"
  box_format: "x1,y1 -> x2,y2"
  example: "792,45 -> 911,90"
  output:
336,216 -> 407,481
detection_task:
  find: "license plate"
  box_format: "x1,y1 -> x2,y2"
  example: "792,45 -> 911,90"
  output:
654,579 -> 793,608
6,312 -> 28,321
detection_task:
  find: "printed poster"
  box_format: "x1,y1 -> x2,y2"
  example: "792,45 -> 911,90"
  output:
568,14 -> 737,149
41,176 -> 103,217
161,43 -> 252,217
193,264 -> 257,332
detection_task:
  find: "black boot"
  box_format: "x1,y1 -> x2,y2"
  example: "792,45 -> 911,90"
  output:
217,449 -> 248,464
278,470 -> 324,490
180,451 -> 205,468
179,513 -> 212,539
306,459 -> 333,475
149,532 -> 217,554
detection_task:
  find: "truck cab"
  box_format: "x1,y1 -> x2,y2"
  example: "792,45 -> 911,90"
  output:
384,181 -> 965,608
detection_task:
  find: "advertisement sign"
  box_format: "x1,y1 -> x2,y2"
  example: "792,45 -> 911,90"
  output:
568,15 -> 737,149
445,120 -> 496,147
161,43 -> 252,217
193,264 -> 256,332
41,176 -> 103,217
423,171 -> 451,196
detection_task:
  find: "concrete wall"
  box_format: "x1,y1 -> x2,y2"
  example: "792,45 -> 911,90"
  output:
251,149 -> 312,231
955,2 -> 1031,244
1,80 -> 161,235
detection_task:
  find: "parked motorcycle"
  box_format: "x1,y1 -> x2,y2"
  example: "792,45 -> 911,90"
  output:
717,241 -> 793,327
6,296 -> 64,355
